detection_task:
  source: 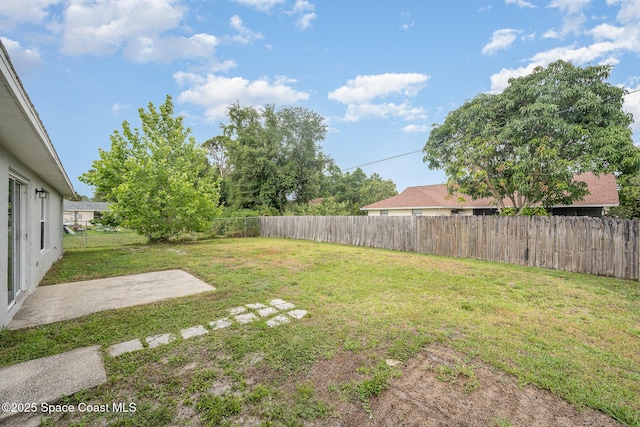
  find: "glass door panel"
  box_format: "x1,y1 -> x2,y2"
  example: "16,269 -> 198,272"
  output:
7,178 -> 21,307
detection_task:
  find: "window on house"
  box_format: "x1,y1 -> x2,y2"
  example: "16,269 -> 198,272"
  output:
412,209 -> 422,216
40,196 -> 47,250
380,210 -> 389,216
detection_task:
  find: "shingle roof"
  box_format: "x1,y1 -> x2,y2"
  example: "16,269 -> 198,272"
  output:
63,201 -> 110,211
362,173 -> 619,210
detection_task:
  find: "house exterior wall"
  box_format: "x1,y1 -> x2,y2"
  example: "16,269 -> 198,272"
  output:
366,208 -> 474,216
63,209 -> 96,223
0,145 -> 65,327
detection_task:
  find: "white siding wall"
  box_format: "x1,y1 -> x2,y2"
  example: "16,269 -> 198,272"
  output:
365,208 -> 468,216
0,145 -> 65,326
63,210 -> 96,223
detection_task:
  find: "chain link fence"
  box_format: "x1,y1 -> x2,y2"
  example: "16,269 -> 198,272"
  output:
63,217 -> 261,249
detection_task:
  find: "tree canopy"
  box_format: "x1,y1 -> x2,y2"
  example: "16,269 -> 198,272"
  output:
423,60 -> 639,214
218,103 -> 330,213
80,95 -> 221,242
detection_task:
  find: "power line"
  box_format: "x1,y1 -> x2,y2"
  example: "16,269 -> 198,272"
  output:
342,87 -> 640,173
343,149 -> 423,171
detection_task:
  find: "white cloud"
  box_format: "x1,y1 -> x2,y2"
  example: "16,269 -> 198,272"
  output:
548,0 -> 591,35
287,0 -> 316,30
291,0 -> 313,14
228,15 -> 264,44
400,22 -> 414,30
0,37 -> 43,73
402,124 -> 430,133
624,83 -> 640,140
505,0 -> 535,8
489,42 -> 624,92
125,33 -> 218,63
543,29 -> 562,39
328,73 -> 429,122
342,102 -> 427,123
329,73 -> 429,104
590,22 -> 640,53
295,12 -> 316,30
175,73 -> 310,122
399,11 -> 414,30
0,0 -> 62,27
482,29 -> 521,55
489,63 -> 539,93
610,0 -> 640,24
492,0 -> 640,92
61,0 -> 184,56
548,0 -> 591,15
231,0 -> 286,12
59,0 -> 218,62
111,102 -> 131,115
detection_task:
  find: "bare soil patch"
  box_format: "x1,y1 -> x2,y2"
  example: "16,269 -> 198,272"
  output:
327,344 -> 623,427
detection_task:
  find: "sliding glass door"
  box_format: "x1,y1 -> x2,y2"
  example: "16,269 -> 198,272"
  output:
7,177 -> 23,307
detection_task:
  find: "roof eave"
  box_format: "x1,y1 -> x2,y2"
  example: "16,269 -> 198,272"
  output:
0,42 -> 75,197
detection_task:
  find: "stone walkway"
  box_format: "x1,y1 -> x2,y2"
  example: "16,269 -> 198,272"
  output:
108,299 -> 308,357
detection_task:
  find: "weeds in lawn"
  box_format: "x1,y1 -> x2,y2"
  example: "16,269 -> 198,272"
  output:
196,394 -> 242,426
2,237 -> 639,425
430,358 -> 480,394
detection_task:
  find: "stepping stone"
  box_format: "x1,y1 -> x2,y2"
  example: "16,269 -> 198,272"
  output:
108,339 -> 144,357
181,325 -> 209,339
287,309 -> 308,320
234,313 -> 258,324
270,299 -> 295,310
230,306 -> 247,315
266,315 -> 291,328
257,307 -> 279,317
246,303 -> 266,309
209,318 -> 233,330
146,333 -> 175,349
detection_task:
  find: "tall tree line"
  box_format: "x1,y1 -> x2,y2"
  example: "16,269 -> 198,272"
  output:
207,103 -> 397,215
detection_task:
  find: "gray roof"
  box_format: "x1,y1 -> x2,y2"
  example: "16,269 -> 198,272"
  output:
63,201 -> 110,212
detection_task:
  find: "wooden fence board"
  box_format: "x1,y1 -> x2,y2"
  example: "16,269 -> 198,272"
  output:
258,215 -> 640,281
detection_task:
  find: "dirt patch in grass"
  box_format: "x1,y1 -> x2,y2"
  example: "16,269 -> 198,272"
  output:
329,343 -> 623,427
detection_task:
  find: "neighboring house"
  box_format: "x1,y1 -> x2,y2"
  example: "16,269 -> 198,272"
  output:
0,42 -> 75,327
63,201 -> 109,226
362,173 -> 619,217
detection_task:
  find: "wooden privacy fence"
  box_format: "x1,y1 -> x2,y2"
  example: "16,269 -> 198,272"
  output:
259,215 -> 640,281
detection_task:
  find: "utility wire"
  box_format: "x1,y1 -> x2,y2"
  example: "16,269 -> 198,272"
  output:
342,87 -> 640,173
343,150 -> 424,171
211,88 -> 640,199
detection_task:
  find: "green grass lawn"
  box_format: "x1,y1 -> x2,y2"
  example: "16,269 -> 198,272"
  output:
1,237 -> 639,426
63,229 -> 148,250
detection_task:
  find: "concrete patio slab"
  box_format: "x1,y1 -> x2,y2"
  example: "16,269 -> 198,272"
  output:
7,270 -> 215,330
0,346 -> 106,423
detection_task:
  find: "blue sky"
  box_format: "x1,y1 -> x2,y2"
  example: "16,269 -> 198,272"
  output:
2,0 -> 640,198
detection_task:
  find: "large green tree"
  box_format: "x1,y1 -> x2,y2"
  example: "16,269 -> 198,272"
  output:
219,103 -> 329,213
423,60 -> 639,214
80,95 -> 221,242
324,167 -> 398,215
608,172 -> 640,219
